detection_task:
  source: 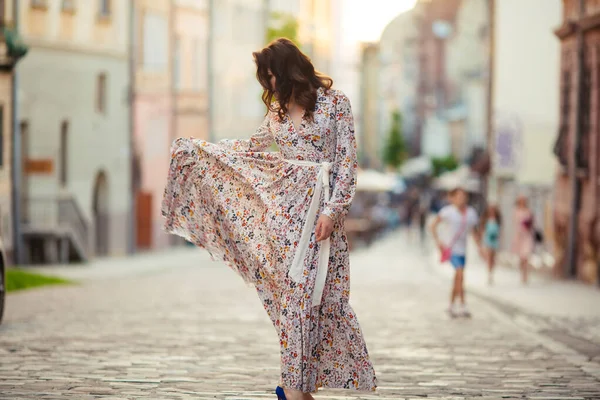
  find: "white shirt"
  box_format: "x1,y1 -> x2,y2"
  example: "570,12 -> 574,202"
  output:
438,205 -> 478,255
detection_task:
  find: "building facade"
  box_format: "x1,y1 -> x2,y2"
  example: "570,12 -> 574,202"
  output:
210,0 -> 268,143
358,42 -> 380,169
377,10 -> 420,166
300,0 -> 332,73
173,0 -> 209,141
17,0 -> 131,262
444,0 -> 488,160
132,0 -> 173,250
487,0 -> 561,265
0,0 -> 26,264
553,0 -> 600,284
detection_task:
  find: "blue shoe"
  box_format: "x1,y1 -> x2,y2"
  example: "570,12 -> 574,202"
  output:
275,386 -> 287,400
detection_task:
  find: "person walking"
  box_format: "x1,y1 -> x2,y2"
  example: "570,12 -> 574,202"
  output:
430,187 -> 482,318
481,205 -> 502,285
512,195 -> 535,284
162,38 -> 377,400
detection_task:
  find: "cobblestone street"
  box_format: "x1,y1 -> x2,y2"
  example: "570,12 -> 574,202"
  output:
2,233 -> 600,399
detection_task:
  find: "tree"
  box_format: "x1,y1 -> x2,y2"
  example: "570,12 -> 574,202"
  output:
431,155 -> 459,177
383,110 -> 408,169
266,12 -> 300,45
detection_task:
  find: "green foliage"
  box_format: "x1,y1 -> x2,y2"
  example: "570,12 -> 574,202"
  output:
432,155 -> 459,177
4,27 -> 28,59
266,12 -> 300,46
382,110 -> 408,169
6,269 -> 73,292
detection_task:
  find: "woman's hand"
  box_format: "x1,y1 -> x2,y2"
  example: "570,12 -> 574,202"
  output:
315,214 -> 335,242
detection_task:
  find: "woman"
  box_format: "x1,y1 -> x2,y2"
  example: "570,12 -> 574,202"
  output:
162,38 -> 377,399
512,196 -> 534,284
481,205 -> 502,285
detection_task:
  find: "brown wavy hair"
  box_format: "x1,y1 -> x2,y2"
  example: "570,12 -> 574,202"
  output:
252,38 -> 333,120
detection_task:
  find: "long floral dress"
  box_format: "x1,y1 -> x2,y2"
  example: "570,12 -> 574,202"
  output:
162,87 -> 377,392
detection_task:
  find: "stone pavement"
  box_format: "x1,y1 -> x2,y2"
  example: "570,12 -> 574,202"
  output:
416,229 -> 600,364
2,234 -> 600,399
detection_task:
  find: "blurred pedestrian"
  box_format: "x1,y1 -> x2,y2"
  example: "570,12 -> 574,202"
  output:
513,195 -> 535,284
430,187 -> 482,318
405,188 -> 420,242
162,38 -> 376,399
418,190 -> 432,247
481,204 -> 502,285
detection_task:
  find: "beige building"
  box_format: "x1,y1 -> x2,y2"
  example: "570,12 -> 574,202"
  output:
17,0 -> 131,262
131,0 -> 173,250
377,10 -> 420,163
488,0 -> 561,257
211,0 -> 268,142
0,0 -> 27,264
268,0 -> 335,74
173,0 -> 209,141
300,0 -> 332,73
358,42 -> 380,169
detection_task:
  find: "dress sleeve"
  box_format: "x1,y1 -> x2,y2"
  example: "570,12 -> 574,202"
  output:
322,92 -> 358,223
217,113 -> 274,152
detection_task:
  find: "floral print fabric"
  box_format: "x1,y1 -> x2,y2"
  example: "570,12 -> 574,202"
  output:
162,88 -> 377,392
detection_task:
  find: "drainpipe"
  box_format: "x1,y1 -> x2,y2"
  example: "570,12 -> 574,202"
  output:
127,0 -> 136,254
10,0 -> 22,264
592,36 -> 600,285
566,0 -> 585,279
484,0 -> 495,204
170,0 -> 177,144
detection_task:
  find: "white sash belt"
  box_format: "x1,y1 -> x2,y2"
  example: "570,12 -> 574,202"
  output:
286,159 -> 332,307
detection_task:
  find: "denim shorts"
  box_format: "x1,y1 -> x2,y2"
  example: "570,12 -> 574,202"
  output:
450,254 -> 466,269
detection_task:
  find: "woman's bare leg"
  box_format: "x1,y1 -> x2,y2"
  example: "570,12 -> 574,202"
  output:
487,250 -> 496,285
450,270 -> 459,306
283,388 -> 304,400
520,257 -> 528,284
456,269 -> 465,305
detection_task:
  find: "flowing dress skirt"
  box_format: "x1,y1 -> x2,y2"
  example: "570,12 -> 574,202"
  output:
162,138 -> 377,392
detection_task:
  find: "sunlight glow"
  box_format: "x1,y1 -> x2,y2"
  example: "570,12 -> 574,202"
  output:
344,0 -> 418,43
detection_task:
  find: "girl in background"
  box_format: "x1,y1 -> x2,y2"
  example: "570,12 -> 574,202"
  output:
431,187 -> 482,318
481,205 -> 502,285
513,196 -> 535,284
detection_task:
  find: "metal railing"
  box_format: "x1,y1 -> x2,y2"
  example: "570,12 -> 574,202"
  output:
21,196 -> 90,259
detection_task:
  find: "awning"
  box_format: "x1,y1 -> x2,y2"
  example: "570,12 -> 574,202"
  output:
357,169 -> 399,192
400,156 -> 433,178
433,165 -> 481,193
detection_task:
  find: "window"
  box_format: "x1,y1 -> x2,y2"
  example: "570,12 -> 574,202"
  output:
142,12 -> 168,72
99,0 -> 110,17
192,38 -> 207,91
30,0 -> 48,10
60,121 -> 68,186
174,37 -> 182,90
62,0 -> 76,12
0,1 -> 5,26
96,73 -> 107,114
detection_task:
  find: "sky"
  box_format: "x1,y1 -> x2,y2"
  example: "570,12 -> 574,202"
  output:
343,0 -> 418,43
